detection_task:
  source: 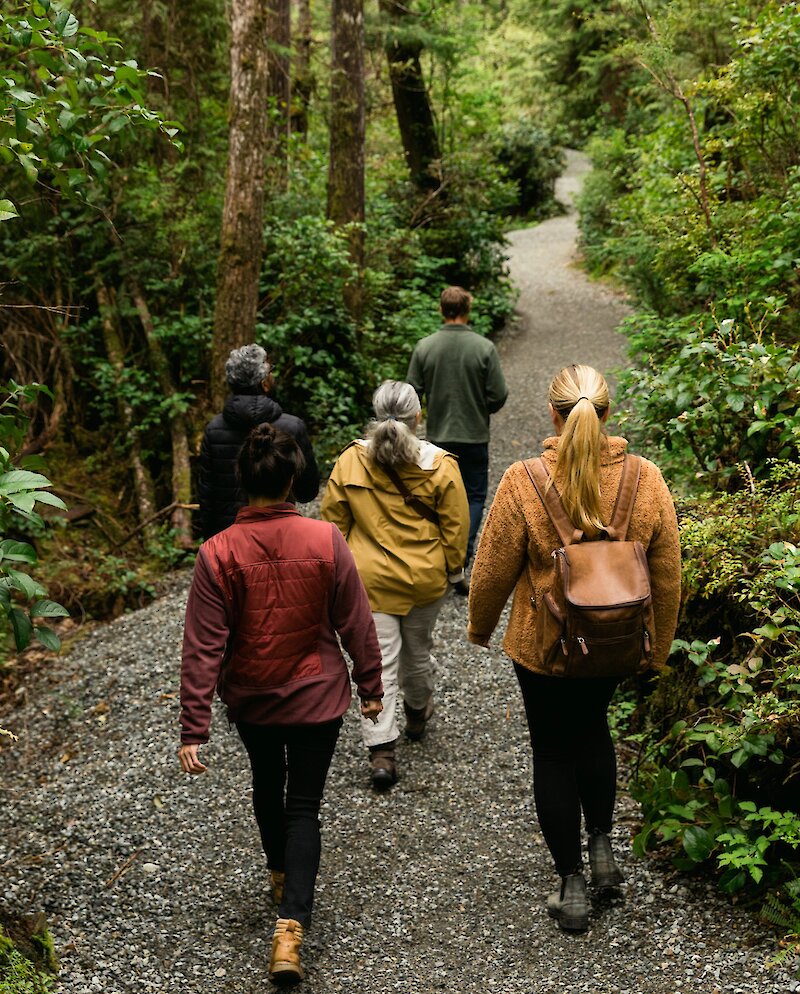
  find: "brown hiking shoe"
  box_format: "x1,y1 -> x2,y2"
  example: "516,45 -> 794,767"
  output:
404,697 -> 434,741
269,918 -> 304,986
369,746 -> 397,791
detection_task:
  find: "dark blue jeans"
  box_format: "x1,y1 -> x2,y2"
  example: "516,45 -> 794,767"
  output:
432,440 -> 489,563
237,719 -> 341,927
514,666 -> 620,877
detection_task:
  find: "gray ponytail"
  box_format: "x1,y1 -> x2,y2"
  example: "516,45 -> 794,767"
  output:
365,380 -> 422,467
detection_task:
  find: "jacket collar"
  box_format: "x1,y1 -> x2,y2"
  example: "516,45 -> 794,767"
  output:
541,435 -> 628,467
222,393 -> 283,429
234,503 -> 298,524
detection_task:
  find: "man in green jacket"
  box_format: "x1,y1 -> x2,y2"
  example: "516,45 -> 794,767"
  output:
407,286 -> 508,593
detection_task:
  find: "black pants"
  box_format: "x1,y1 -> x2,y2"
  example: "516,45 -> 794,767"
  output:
431,440 -> 489,562
236,719 -> 341,927
514,665 -> 620,877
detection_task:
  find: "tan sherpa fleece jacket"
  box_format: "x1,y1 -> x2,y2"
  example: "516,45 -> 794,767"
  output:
467,436 -> 681,673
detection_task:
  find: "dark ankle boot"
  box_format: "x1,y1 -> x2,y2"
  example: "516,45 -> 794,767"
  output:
403,697 -> 434,741
588,831 -> 624,891
547,872 -> 589,932
369,742 -> 397,791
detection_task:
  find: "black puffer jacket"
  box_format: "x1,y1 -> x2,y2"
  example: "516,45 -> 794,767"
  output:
197,394 -> 320,540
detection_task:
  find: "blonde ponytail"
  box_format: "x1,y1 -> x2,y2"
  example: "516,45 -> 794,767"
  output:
548,365 -> 610,536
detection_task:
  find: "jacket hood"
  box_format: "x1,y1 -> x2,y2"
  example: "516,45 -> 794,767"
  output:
541,434 -> 628,467
222,393 -> 283,430
343,440 -> 452,492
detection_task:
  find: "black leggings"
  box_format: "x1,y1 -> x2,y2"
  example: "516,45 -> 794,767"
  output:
514,665 -> 620,877
237,719 -> 341,927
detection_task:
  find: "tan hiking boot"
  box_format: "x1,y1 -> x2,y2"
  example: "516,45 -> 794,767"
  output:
269,918 -> 304,986
271,870 -> 285,906
404,697 -> 434,741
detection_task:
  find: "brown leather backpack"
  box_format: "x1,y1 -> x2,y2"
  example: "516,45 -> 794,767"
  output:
522,455 -> 654,679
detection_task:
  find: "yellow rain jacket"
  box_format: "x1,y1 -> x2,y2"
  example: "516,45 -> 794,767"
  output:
321,440 -> 469,615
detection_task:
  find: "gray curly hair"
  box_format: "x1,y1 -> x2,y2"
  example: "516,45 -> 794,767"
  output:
225,344 -> 271,394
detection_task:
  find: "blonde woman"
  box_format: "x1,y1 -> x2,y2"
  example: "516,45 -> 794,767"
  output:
467,365 -> 681,931
322,380 -> 469,789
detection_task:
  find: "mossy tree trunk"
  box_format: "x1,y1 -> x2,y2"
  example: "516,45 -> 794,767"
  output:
95,283 -> 159,545
327,0 -> 365,322
267,0 -> 291,182
290,0 -> 313,138
211,0 -> 270,409
379,0 -> 442,194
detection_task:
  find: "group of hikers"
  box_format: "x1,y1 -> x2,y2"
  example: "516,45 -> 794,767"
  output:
178,286 -> 681,985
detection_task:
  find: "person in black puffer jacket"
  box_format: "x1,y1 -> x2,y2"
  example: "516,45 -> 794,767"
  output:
198,344 -> 320,539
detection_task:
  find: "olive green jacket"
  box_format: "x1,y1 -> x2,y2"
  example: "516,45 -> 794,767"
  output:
407,324 -> 508,443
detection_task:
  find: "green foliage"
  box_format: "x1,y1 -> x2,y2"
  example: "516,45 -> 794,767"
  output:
624,462 -> 800,895
0,920 -> 56,993
0,383 -> 68,654
492,119 -> 567,220
762,876 -> 800,975
0,0 -> 180,216
615,314 -> 800,486
256,215 -> 364,454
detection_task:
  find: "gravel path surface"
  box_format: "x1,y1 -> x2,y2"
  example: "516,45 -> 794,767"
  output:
1,151 -> 794,993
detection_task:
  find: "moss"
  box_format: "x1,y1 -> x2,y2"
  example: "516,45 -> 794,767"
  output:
0,913 -> 58,993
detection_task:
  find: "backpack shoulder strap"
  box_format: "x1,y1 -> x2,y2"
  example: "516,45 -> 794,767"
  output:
605,454 -> 642,541
381,462 -> 440,526
522,459 -> 584,547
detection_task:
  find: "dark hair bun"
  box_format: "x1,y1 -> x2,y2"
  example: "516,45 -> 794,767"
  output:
237,423 -> 305,499
251,423 -> 277,445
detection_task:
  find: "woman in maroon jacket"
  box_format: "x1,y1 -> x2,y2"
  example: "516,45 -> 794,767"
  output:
179,423 -> 383,986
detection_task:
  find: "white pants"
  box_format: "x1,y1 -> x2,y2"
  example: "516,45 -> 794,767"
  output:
361,594 -> 447,748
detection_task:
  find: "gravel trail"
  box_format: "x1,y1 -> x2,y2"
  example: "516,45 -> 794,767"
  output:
1,151 -> 794,993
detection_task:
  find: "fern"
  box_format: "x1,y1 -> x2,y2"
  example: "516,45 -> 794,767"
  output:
762,878 -> 800,976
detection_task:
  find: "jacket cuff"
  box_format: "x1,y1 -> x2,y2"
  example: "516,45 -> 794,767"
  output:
467,629 -> 491,648
180,734 -> 209,745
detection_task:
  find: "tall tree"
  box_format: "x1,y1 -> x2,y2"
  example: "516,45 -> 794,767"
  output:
379,0 -> 441,193
211,0 -> 270,409
291,0 -> 314,138
267,0 -> 292,178
327,0 -> 366,313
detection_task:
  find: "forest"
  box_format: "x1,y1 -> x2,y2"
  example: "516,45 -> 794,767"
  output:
1,0 -> 800,984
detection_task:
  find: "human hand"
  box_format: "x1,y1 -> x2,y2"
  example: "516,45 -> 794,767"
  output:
360,698 -> 383,724
178,743 -> 208,775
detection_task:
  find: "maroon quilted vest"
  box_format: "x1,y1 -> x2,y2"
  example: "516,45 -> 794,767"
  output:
203,505 -> 335,695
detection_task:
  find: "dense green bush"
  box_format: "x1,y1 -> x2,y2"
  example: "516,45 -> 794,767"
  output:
616,314 -> 800,487
628,463 -> 800,892
492,119 -> 566,220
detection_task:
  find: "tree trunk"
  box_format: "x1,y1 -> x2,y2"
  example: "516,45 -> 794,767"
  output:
327,0 -> 365,319
266,0 -> 291,180
211,0 -> 270,410
95,284 -> 159,545
290,0 -> 313,138
126,277 -> 194,548
379,0 -> 441,193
